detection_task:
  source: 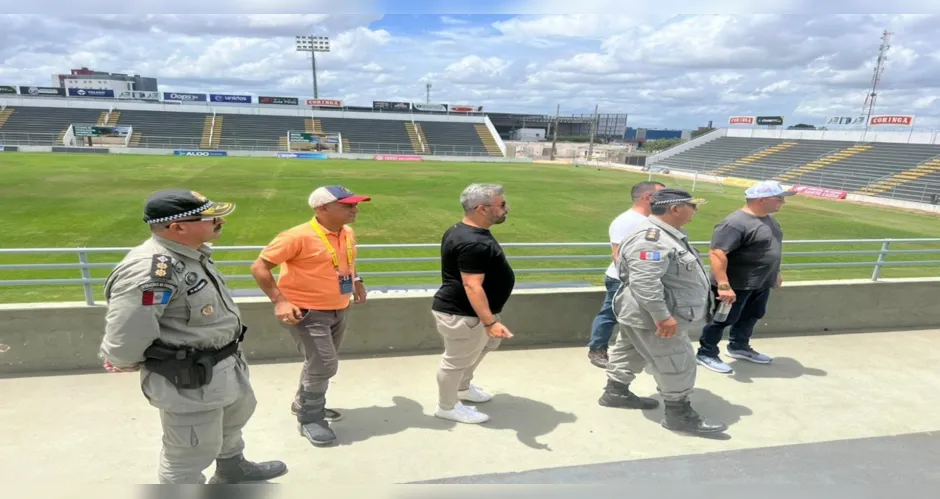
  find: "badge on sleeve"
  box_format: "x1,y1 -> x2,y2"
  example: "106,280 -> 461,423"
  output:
644,228 -> 661,242
639,251 -> 661,261
141,288 -> 173,306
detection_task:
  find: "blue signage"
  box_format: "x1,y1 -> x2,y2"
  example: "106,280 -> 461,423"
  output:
209,94 -> 252,104
173,150 -> 228,157
277,152 -> 328,160
163,92 -> 207,102
68,88 -> 114,98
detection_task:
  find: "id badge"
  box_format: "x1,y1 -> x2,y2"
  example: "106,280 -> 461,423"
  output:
338,274 -> 354,295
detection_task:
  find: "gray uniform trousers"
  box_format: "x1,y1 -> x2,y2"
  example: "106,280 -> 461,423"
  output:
605,324 -> 696,402
147,355 -> 257,484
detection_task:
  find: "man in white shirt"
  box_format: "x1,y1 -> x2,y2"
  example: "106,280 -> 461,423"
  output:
587,181 -> 665,367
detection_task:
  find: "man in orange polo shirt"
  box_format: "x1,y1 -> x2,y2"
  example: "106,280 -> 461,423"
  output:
249,185 -> 369,447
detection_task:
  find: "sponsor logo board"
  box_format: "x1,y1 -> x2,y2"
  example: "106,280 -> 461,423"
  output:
373,154 -> 423,161
729,116 -> 755,125
868,114 -> 915,126
790,185 -> 848,200
173,150 -> 228,157
306,99 -> 342,107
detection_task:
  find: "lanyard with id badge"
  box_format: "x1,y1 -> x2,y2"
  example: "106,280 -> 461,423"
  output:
310,220 -> 355,295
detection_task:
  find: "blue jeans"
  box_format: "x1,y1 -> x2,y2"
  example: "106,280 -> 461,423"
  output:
697,286 -> 772,358
588,276 -> 622,350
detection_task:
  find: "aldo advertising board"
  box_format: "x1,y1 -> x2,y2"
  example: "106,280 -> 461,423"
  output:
173,150 -> 228,157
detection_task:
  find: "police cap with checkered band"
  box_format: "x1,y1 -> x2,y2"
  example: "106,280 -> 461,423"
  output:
143,189 -> 236,225
650,188 -> 707,208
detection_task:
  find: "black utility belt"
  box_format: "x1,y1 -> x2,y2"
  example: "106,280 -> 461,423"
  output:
143,326 -> 246,390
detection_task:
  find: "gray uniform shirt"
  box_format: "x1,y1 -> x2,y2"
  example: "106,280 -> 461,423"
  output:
100,235 -> 246,412
613,216 -> 714,330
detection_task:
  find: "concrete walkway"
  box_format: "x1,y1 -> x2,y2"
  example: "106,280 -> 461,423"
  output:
2,328 -> 939,484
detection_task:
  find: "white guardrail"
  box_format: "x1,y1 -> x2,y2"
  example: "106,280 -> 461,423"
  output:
2,239 -> 940,306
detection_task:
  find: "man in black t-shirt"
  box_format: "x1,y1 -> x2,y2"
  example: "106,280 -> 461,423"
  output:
431,183 -> 515,425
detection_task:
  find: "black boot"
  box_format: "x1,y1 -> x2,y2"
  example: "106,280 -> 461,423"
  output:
291,401 -> 343,422
297,391 -> 337,447
598,379 -> 660,410
207,453 -> 288,484
662,399 -> 727,434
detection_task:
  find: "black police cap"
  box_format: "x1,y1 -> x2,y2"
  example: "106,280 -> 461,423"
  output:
651,188 -> 707,207
143,189 -> 236,225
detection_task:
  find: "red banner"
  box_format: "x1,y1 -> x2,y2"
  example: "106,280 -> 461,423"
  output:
373,154 -> 423,161
790,185 -> 848,199
729,116 -> 755,125
306,98 -> 342,107
868,114 -> 915,126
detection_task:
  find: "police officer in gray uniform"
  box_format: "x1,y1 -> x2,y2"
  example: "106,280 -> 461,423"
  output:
99,189 -> 288,484
599,188 -> 728,435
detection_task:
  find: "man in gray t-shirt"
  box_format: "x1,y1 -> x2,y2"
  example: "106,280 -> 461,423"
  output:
696,181 -> 795,374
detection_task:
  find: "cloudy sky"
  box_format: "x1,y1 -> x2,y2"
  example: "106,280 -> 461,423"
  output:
2,11 -> 940,130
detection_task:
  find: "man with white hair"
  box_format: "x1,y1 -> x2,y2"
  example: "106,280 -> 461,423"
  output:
431,183 -> 515,424
249,185 -> 370,447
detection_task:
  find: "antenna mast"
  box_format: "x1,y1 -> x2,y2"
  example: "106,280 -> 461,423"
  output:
862,29 -> 892,124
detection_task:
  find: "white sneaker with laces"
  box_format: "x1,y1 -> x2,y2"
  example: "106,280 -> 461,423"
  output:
434,402 -> 489,424
458,384 -> 493,403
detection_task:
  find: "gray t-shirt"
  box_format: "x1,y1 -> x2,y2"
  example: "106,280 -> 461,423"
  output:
709,209 -> 783,290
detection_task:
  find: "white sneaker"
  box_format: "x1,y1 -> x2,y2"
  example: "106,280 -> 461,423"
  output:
434,402 -> 489,424
458,384 -> 493,403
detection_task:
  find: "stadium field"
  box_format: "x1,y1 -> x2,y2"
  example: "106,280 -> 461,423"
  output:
1,152 -> 939,304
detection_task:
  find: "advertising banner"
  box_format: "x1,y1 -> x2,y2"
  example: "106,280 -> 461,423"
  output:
373,154 -> 423,161
755,116 -> 784,126
825,116 -> 866,126
412,103 -> 447,112
372,101 -> 411,111
20,86 -> 66,97
448,105 -> 483,113
0,85 -> 16,95
210,94 -> 252,104
173,150 -> 228,157
117,90 -> 160,101
259,96 -> 299,106
73,125 -> 132,137
306,99 -> 342,107
163,92 -> 207,102
0,146 -> 19,152
728,116 -> 755,125
278,152 -> 328,160
68,88 -> 114,98
868,114 -> 915,126
790,185 -> 848,200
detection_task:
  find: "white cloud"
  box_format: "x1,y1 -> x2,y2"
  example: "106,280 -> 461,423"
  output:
2,13 -> 940,130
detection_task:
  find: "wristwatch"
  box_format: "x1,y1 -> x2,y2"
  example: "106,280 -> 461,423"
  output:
717,283 -> 731,291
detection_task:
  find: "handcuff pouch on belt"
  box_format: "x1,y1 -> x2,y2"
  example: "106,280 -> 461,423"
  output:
143,326 -> 246,389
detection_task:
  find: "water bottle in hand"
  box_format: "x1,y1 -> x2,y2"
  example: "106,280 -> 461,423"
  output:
714,301 -> 732,322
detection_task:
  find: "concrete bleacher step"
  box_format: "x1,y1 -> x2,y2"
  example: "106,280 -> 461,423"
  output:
774,144 -> 874,182
129,132 -> 141,147
855,158 -> 940,195
0,108 -> 14,128
199,116 -> 213,149
95,111 -> 109,126
708,141 -> 797,175
474,124 -> 502,156
105,111 -> 121,126
210,116 -> 223,149
404,122 -> 427,154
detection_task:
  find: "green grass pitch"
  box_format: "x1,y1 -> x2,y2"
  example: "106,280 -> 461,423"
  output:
1,152 -> 939,304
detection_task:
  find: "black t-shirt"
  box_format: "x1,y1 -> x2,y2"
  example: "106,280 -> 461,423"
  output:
431,222 -> 516,317
709,210 -> 784,290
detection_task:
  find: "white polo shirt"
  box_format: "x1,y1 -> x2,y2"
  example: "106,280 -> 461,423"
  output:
604,208 -> 648,280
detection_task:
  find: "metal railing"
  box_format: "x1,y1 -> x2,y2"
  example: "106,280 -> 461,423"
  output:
2,238 -> 940,306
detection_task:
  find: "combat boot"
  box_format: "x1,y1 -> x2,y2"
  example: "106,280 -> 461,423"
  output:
662,399 -> 728,434
598,379 -> 660,410
297,391 -> 337,447
291,400 -> 343,422
207,453 -> 288,484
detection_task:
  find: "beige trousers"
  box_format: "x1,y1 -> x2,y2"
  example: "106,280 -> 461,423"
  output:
432,311 -> 502,410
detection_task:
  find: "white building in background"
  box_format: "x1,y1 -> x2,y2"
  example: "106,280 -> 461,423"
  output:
52,67 -> 159,93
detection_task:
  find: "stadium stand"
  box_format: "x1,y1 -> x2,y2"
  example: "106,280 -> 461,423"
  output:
417,120 -> 500,157
113,109 -> 211,149
653,136 -> 940,203
215,113 -> 305,151
0,106 -> 105,145
318,117 -> 415,154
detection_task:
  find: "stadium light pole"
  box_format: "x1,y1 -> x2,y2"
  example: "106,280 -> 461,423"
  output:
295,35 -> 330,99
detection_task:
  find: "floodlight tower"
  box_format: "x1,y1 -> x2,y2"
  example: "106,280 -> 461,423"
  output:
295,35 -> 330,99
862,29 -> 892,125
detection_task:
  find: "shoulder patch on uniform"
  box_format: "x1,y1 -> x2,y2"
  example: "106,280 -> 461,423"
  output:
644,228 -> 661,241
186,279 -> 208,296
638,251 -> 662,261
141,288 -> 173,306
150,255 -> 175,280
